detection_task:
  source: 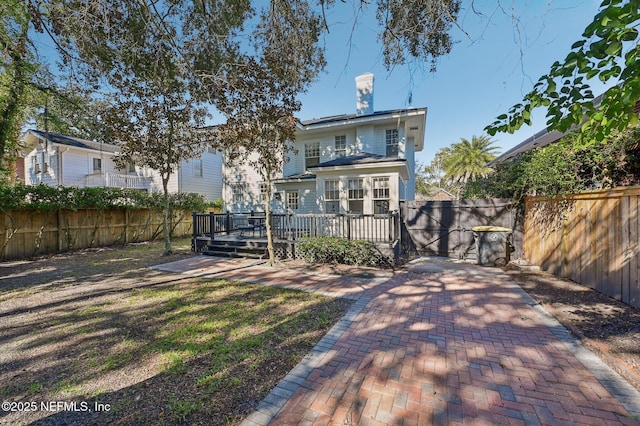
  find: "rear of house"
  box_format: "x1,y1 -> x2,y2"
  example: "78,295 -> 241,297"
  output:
223,73 -> 427,215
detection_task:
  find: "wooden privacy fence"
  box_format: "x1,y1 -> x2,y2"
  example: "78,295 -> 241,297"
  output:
401,199 -> 522,260
0,208 -> 193,260
524,186 -> 640,308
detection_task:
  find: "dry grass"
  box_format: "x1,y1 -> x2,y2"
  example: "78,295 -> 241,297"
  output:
0,239 -> 351,425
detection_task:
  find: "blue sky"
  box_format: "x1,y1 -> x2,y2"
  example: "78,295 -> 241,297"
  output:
292,0 -> 611,166
29,0 -> 612,166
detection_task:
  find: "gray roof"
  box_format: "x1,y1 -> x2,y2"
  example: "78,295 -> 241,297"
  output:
488,90 -> 622,165
489,127 -> 566,165
299,108 -> 424,127
27,130 -> 119,153
307,152 -> 406,169
275,172 -> 317,183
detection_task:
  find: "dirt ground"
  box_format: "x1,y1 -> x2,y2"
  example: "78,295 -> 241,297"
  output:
0,241 -> 351,425
2,243 -> 640,424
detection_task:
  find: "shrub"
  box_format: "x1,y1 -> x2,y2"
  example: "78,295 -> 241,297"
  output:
0,183 -> 206,212
297,237 -> 386,267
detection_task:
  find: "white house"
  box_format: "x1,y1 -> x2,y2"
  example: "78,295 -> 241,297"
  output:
18,130 -> 223,201
223,73 -> 427,215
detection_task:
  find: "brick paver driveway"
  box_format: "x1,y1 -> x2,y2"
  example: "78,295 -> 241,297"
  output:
157,256 -> 640,425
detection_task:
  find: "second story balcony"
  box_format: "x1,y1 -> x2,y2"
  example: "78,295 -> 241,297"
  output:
84,172 -> 152,190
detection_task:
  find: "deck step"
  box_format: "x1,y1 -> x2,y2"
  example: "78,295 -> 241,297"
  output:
201,250 -> 266,259
202,239 -> 268,260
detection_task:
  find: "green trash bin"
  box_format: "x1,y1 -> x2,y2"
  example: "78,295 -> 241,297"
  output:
472,226 -> 513,266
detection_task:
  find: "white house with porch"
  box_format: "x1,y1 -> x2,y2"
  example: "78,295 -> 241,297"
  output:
223,73 -> 427,215
18,129 -> 223,201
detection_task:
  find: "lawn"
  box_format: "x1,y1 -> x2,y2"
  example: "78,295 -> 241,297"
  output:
0,238 -> 352,425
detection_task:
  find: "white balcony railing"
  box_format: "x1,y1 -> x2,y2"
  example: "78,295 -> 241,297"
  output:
84,173 -> 151,190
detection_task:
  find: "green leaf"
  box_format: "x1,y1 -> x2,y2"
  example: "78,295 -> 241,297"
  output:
571,40 -> 587,49
605,40 -> 622,56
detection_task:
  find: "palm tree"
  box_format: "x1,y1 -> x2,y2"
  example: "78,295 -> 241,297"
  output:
443,135 -> 500,198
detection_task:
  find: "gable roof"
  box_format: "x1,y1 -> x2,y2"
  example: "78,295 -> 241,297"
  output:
24,130 -> 119,154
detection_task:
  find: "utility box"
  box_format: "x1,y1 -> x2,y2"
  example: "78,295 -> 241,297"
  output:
472,226 -> 513,266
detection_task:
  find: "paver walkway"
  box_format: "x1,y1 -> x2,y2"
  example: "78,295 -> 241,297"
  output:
155,256 -> 640,425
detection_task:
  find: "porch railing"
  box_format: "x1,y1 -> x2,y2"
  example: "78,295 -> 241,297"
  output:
85,172 -> 151,190
192,212 -> 400,245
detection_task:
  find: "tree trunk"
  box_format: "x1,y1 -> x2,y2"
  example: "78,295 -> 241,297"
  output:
265,176 -> 277,265
162,177 -> 172,255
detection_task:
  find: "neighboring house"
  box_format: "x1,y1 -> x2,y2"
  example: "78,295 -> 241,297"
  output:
490,94 -> 640,165
417,187 -> 455,201
224,73 -> 427,214
18,130 -> 223,201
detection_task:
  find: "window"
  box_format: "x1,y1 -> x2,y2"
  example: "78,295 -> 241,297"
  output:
347,178 -> 364,214
287,191 -> 299,211
373,177 -> 390,214
193,158 -> 203,177
128,162 -> 136,173
324,179 -> 340,213
305,142 -> 320,169
259,183 -> 269,204
232,184 -> 244,203
335,135 -> 346,158
93,158 -> 102,173
385,129 -> 399,157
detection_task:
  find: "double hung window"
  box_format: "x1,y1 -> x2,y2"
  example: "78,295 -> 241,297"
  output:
385,129 -> 399,157
347,178 -> 364,214
305,143 -> 320,169
372,177 -> 390,214
324,179 -> 340,213
335,135 -> 346,158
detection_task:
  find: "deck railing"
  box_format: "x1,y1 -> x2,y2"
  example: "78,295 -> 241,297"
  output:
192,211 -> 400,245
85,173 -> 151,190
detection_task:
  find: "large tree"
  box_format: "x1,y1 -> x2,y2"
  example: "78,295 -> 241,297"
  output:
416,148 -> 464,198
215,59 -> 300,264
486,0 -> 640,142
214,1 -> 326,265
0,1 -> 37,173
47,0 -> 254,254
106,83 -> 207,254
442,135 -> 500,198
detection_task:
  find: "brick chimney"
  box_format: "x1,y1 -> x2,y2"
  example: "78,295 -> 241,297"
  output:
356,73 -> 374,116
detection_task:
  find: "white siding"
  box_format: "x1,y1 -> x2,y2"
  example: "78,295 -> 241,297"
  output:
223,152 -> 264,212
24,146 -> 57,186
176,150 -> 223,201
274,181 -> 317,214
356,125 -> 374,153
